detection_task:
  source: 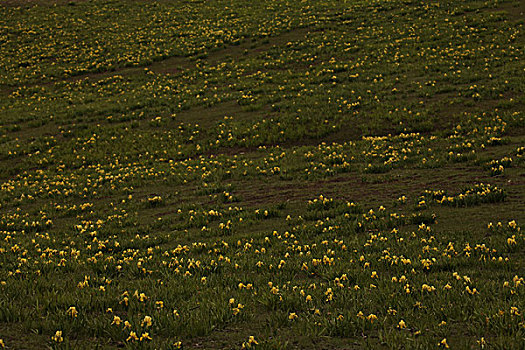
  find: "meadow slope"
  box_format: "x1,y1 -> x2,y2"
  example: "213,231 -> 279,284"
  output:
0,0 -> 525,348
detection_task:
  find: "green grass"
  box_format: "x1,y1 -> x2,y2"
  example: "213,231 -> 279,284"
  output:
0,0 -> 524,348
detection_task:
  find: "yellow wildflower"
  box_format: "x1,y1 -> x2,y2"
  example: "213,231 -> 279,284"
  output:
111,316 -> 122,325
51,330 -> 63,343
140,332 -> 152,341
67,306 -> 78,318
142,315 -> 153,327
126,331 -> 139,342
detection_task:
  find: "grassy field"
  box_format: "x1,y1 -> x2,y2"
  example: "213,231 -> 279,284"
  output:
0,0 -> 524,348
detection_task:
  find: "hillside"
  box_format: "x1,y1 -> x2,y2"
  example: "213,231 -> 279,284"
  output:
0,0 -> 524,348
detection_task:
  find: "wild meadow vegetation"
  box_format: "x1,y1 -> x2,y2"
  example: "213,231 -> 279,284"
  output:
0,0 -> 524,348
